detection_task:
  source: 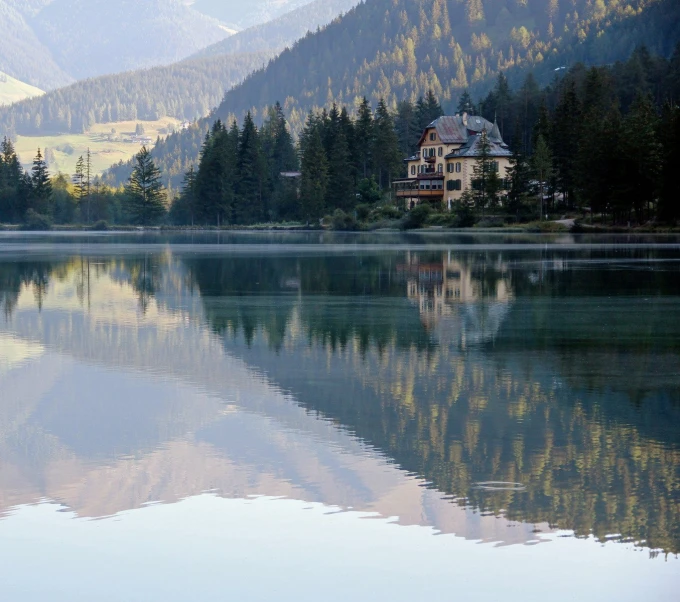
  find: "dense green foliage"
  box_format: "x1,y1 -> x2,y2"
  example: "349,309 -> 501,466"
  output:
0,52 -> 273,138
0,0 -> 230,89
113,48 -> 680,227
0,140 -> 167,226
210,0 -> 680,133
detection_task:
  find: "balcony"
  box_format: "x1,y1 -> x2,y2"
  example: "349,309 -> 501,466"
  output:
393,176 -> 444,198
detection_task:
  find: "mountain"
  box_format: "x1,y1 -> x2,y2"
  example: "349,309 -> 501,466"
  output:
0,52 -> 273,138
192,0 -> 361,58
103,0 -> 680,187
0,0 -> 234,89
0,71 -> 44,107
190,0 -> 316,30
0,0 -> 359,138
209,0 -> 680,131
0,0 -> 73,90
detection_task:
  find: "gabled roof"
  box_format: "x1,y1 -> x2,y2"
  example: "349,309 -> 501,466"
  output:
417,114 -> 505,146
444,133 -> 511,159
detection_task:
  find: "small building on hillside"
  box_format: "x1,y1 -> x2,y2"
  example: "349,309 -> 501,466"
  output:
393,113 -> 512,211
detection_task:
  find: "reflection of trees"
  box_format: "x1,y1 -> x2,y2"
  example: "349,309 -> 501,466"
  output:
186,248 -> 680,554
0,260 -> 61,317
183,255 -> 432,352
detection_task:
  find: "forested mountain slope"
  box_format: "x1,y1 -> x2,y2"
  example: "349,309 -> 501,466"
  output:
103,0 -> 680,188
211,0 -> 680,132
0,52 -> 273,138
193,0 -> 360,57
0,0 -> 232,89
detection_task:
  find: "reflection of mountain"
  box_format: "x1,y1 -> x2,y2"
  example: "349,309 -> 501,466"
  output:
1,246 -> 679,554
0,256 -> 545,546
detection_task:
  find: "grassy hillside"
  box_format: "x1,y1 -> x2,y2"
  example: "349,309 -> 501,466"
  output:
15,117 -> 182,178
0,72 -> 44,106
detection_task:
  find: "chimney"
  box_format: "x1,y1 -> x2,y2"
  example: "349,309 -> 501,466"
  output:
462,112 -> 468,126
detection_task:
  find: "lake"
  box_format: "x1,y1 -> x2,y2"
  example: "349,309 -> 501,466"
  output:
0,231 -> 678,601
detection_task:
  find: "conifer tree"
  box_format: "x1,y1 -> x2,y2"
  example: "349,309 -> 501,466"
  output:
552,80 -> 581,208
532,134 -> 553,220
30,148 -> 52,216
658,103 -> 680,224
505,137 -> 532,220
235,112 -> 265,223
372,98 -> 402,190
354,98 -> 374,179
125,146 -> 166,225
299,116 -> 328,222
457,90 -> 473,114
326,124 -> 354,212
471,129 -> 501,217
395,100 -> 417,159
73,156 -> 86,213
620,94 -> 662,223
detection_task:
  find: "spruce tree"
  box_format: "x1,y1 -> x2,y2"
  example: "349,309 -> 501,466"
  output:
620,94 -> 662,223
505,137 -> 532,220
395,100 -> 417,159
471,129 -> 501,217
372,98 -> 402,191
30,148 -> 52,216
354,98 -> 373,179
552,80 -> 581,208
235,112 -> 265,224
73,156 -> 86,215
125,146 -> 166,225
326,125 -> 354,212
300,117 -> 328,222
457,90 -> 473,114
658,103 -> 680,224
532,134 -> 553,220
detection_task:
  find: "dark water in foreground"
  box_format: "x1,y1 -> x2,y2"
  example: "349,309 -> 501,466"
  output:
0,232 -> 678,601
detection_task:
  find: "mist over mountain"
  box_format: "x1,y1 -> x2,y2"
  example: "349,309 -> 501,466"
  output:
0,0 -> 233,89
192,0 -> 360,58
191,0 -> 316,29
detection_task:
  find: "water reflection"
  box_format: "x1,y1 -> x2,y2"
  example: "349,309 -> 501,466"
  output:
0,242 -> 679,558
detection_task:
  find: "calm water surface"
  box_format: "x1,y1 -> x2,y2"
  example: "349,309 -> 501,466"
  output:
0,232 -> 679,601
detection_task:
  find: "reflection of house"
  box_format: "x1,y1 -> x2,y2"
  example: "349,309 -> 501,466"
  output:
398,253 -> 513,347
393,113 -> 511,210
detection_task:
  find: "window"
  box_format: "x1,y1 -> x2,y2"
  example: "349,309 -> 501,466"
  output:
455,179 -> 462,190
437,163 -> 443,173
492,161 -> 499,172
456,162 -> 461,173
411,165 -> 416,175
447,180 -> 455,191
429,132 -> 436,141
446,163 -> 453,173
438,146 -> 443,157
